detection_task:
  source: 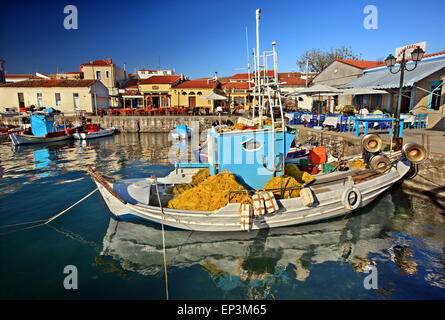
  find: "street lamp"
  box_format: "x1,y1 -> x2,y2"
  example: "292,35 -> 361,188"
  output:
384,46 -> 425,144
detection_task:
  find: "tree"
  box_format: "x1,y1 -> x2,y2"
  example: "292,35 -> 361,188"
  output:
297,46 -> 363,73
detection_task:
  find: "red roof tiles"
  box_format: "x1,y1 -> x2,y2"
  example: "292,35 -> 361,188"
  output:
280,77 -> 306,86
336,59 -> 385,70
0,79 -> 97,88
139,75 -> 181,85
172,79 -> 218,89
81,58 -> 113,67
229,70 -> 275,80
222,82 -> 254,90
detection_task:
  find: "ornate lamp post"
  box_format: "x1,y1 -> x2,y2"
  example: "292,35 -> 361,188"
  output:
385,46 -> 425,143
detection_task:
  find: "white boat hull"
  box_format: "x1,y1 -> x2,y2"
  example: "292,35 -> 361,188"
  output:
90,159 -> 411,232
9,132 -> 71,146
73,127 -> 115,140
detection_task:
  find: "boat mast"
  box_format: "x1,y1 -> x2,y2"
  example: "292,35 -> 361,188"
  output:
255,8 -> 261,123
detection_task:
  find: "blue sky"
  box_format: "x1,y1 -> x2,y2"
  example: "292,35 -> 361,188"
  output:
0,0 -> 444,79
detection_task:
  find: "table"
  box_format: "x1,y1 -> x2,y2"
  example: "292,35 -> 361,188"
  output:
322,116 -> 340,127
354,117 -> 405,137
301,114 -> 313,123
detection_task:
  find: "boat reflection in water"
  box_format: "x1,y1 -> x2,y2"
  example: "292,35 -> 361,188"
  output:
100,193 -> 400,296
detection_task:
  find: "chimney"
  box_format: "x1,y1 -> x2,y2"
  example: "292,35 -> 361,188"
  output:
108,58 -> 112,64
214,72 -> 218,81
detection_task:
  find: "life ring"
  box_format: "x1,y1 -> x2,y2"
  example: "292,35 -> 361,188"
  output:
341,187 -> 362,211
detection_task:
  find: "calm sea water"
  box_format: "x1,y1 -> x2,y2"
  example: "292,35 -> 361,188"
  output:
0,132 -> 444,300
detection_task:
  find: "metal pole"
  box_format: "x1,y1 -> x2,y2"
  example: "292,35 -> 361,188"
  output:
393,50 -> 406,141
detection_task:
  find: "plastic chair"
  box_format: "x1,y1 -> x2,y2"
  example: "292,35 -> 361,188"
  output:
318,114 -> 326,126
339,116 -> 348,132
309,114 -> 318,128
414,114 -> 427,129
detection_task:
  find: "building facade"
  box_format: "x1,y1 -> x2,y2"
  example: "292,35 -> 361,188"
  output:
0,79 -> 109,113
170,79 -> 221,112
137,69 -> 175,79
138,75 -> 182,110
81,58 -> 128,107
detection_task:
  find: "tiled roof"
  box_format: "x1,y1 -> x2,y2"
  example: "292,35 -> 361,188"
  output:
5,74 -> 39,79
278,72 -> 301,78
139,75 -> 181,85
222,82 -> 254,90
81,59 -> 113,67
0,79 -> 96,88
336,59 -> 385,70
172,79 -> 218,89
229,70 -> 275,80
280,77 -> 306,86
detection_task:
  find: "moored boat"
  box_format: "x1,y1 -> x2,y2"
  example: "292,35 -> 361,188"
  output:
72,124 -> 115,140
9,114 -> 72,146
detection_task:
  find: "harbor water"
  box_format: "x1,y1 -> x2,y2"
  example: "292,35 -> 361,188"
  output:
0,133 -> 444,299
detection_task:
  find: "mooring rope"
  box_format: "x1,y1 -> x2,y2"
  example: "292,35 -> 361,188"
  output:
152,176 -> 169,300
0,188 -> 98,235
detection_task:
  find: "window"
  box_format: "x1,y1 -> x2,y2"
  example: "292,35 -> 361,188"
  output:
96,71 -> 102,80
37,93 -> 43,108
55,93 -> 61,106
73,93 -> 80,110
428,80 -> 442,111
241,138 -> 263,151
106,71 -> 109,78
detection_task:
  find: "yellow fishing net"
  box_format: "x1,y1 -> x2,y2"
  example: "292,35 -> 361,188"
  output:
263,175 -> 302,199
166,168 -> 209,195
284,163 -> 315,184
349,159 -> 366,169
167,170 -> 250,211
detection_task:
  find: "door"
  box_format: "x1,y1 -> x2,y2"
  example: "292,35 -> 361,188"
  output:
17,93 -> 25,109
189,96 -> 196,108
73,93 -> 80,111
37,93 -> 43,108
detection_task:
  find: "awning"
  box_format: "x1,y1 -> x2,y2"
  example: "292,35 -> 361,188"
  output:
202,92 -> 228,100
341,58 -> 445,89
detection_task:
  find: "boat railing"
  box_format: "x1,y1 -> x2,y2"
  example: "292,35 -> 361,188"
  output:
227,158 -> 400,203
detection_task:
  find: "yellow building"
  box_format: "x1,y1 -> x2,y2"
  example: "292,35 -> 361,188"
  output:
170,79 -> 222,113
0,79 -> 109,113
222,82 -> 253,111
138,75 -> 182,111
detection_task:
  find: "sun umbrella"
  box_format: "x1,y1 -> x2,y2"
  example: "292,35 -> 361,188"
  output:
288,84 -> 343,115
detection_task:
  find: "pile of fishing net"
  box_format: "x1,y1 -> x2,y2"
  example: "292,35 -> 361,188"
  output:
167,170 -> 250,211
166,168 -> 210,195
349,158 -> 366,169
263,163 -> 315,199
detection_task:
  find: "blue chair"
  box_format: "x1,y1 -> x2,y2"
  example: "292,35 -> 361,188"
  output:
414,114 -> 427,129
318,114 -> 326,126
309,114 -> 318,128
338,116 -> 348,132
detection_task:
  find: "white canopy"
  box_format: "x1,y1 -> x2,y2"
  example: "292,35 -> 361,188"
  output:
287,84 -> 343,96
341,87 -> 388,95
202,92 -> 228,100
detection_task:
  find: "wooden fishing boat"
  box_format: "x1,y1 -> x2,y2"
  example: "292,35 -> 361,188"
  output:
72,124 -> 115,140
10,131 -> 71,145
9,114 -> 72,146
87,153 -> 412,232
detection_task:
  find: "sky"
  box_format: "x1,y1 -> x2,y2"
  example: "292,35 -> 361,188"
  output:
0,0 -> 444,79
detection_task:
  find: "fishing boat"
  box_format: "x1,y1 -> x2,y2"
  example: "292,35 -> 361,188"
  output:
9,114 -> 72,146
87,8 -> 426,232
72,124 -> 115,140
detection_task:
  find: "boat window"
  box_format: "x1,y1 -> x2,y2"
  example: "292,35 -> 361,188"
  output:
241,138 -> 263,151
